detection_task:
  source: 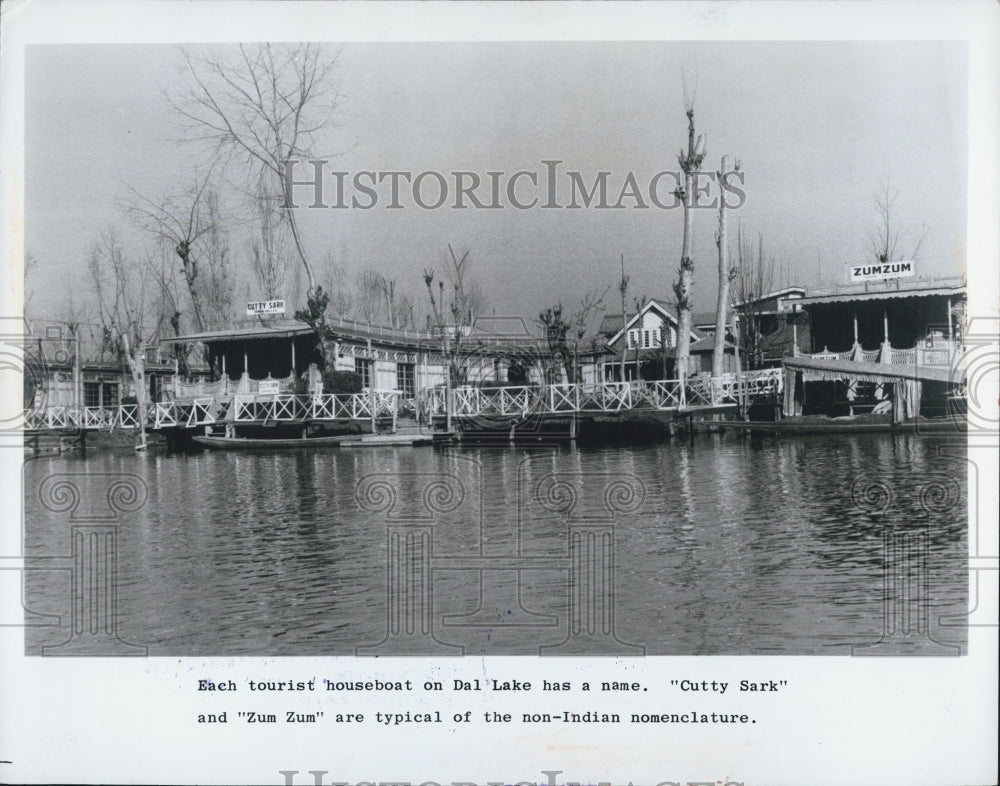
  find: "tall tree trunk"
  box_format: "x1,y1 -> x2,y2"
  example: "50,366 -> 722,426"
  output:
675,170 -> 694,388
121,333 -> 147,449
618,254 -> 628,383
175,243 -> 207,333
712,155 -> 730,380
674,109 -> 702,398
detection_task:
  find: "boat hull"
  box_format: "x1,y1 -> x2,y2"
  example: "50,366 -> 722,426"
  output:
192,435 -> 351,449
745,416 -> 965,435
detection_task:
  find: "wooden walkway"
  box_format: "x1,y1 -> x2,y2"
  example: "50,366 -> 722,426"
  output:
22,368 -> 784,434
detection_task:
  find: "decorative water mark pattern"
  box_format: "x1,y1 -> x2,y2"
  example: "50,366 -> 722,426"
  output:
354,467 -> 646,656
15,473 -> 149,655
1,317 -> 55,440
952,317 -> 1000,436
6,313 -> 996,655
848,475 -> 969,656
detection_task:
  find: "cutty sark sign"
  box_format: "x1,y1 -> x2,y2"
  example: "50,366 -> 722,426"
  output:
246,299 -> 286,316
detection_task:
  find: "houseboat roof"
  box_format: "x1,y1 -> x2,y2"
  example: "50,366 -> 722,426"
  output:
161,320 -> 315,344
159,317 -> 602,355
731,286 -> 806,309
604,333 -> 734,359
604,298 -> 704,348
794,277 -> 966,307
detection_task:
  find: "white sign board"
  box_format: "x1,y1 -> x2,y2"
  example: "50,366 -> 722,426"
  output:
246,299 -> 286,315
257,380 -> 281,395
849,260 -> 915,282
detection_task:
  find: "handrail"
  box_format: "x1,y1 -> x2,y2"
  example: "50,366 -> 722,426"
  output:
27,373 -> 788,431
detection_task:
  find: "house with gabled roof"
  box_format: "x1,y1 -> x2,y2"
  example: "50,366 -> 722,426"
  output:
600,298 -> 737,381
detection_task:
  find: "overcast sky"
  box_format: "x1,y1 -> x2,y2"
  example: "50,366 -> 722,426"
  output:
25,40 -> 966,327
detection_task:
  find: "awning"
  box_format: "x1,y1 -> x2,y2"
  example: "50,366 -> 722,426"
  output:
160,323 -> 315,344
793,277 -> 965,307
783,355 -> 963,384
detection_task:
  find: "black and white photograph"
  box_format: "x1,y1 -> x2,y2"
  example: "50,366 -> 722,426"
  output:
1,2 -> 997,785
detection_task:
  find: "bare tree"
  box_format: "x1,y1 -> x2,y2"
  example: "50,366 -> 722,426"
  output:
125,174 -> 215,332
87,227 -> 149,398
168,43 -> 341,322
398,292 -> 417,330
386,284 -> 416,330
319,251 -> 354,320
571,285 -> 609,344
423,269 -> 445,327
537,303 -> 571,384
713,155 -> 739,378
617,254 -> 629,383
348,269 -> 416,329
422,249 -> 487,388
146,245 -> 193,377
422,244 -> 487,338
198,190 -> 234,321
867,179 -> 928,264
24,250 -> 39,319
730,224 -> 777,370
356,269 -> 388,325
248,188 -> 290,301
442,244 -> 486,326
632,293 -> 647,379
672,82 -> 707,392
538,286 -> 609,384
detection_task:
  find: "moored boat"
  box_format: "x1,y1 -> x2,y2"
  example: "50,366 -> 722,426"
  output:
193,434 -> 353,449
744,414 -> 965,435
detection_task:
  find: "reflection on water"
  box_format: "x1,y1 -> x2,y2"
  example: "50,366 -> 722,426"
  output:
23,432 -> 968,655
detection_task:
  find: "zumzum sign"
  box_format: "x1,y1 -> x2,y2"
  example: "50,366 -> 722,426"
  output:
247,299 -> 286,316
849,260 -> 915,283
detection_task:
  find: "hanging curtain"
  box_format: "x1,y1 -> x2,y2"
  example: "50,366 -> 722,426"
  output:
892,379 -> 922,421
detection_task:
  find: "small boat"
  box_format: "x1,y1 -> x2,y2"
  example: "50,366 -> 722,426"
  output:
340,433 -> 434,447
193,434 -> 353,450
744,414 -> 965,435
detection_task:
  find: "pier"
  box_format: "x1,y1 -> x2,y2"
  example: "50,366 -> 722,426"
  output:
22,368 -> 784,446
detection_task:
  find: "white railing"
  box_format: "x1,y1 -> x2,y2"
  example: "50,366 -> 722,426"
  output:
418,377 -> 762,418
888,348 -> 917,365
631,380 -> 682,410
711,368 -> 783,400
28,373 -> 781,432
807,347 -> 852,362
116,405 -> 140,428
803,342 -> 960,368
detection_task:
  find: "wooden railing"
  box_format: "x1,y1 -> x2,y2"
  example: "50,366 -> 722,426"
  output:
24,370 -> 785,432
799,340 -> 961,368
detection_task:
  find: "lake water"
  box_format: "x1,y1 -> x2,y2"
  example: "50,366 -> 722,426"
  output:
22,432 -> 969,656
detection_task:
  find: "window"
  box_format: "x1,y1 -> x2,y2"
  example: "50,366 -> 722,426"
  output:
630,327 -> 661,349
102,382 -> 119,408
83,382 -> 101,408
355,358 -> 372,388
396,363 -> 415,397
